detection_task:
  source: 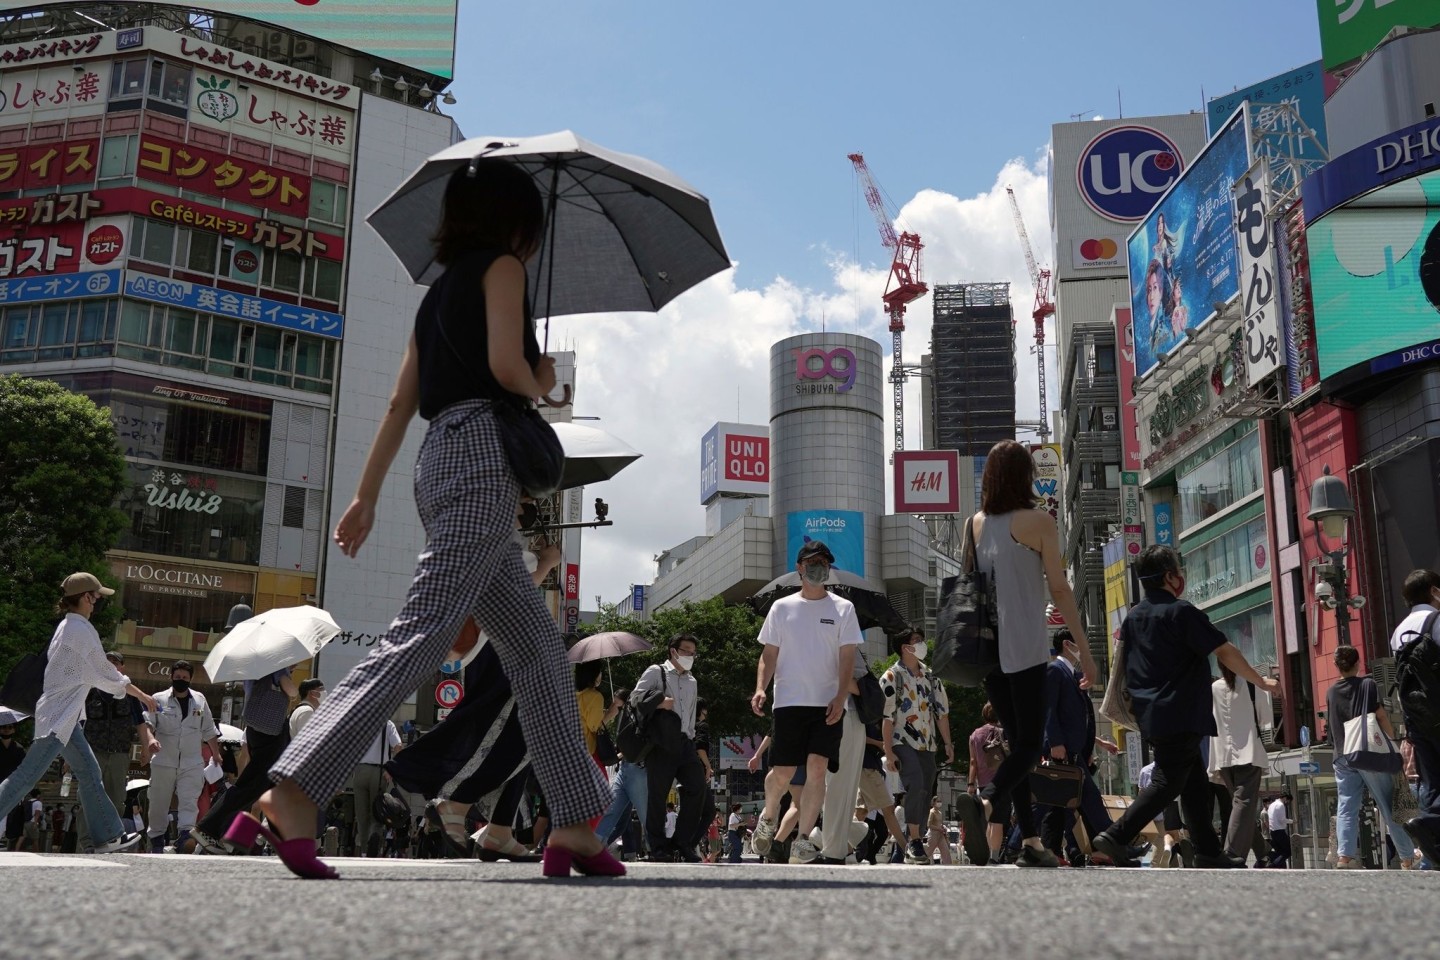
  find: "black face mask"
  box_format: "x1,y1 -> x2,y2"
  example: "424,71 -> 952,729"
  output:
171,678 -> 191,694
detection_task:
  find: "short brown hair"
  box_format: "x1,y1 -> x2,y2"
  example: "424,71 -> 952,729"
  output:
432,160 -> 544,266
981,440 -> 1038,514
981,702 -> 997,725
1402,569 -> 1440,607
1333,645 -> 1360,673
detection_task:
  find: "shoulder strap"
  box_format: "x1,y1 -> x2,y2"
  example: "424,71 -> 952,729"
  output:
963,515 -> 978,574
1247,681 -> 1262,736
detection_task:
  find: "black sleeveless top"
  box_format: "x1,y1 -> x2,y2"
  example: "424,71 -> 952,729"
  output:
414,247 -> 541,420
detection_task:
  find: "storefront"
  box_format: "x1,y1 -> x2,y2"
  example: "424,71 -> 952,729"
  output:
109,554 -> 256,663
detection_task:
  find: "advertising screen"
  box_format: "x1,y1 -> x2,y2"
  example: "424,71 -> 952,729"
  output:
1207,61 -> 1327,154
1128,110 -> 1251,379
1307,169 -> 1440,379
0,2 -> 459,79
1316,0 -> 1440,70
785,510 -> 864,576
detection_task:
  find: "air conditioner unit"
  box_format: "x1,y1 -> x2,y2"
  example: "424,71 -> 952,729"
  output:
292,38 -> 315,61
266,31 -> 286,59
235,28 -> 264,54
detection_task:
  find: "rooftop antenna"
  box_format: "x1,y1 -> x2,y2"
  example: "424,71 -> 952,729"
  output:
1069,111 -> 1091,122
1117,87 -> 1123,119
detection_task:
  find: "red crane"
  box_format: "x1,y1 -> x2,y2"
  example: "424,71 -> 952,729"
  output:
1006,185 -> 1054,443
848,152 -> 928,454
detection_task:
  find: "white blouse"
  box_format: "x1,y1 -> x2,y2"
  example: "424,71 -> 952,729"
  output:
34,613 -> 130,744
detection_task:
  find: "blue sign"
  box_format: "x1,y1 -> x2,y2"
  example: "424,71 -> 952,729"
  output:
699,423 -> 720,503
0,269 -> 120,306
1208,61 -> 1327,154
116,27 -> 144,51
1078,125 -> 1187,222
786,509 -> 865,575
1302,114 -> 1440,223
631,584 -> 645,612
1128,110 -> 1251,379
1153,502 -> 1174,547
123,271 -> 345,340
1298,761 -> 1320,775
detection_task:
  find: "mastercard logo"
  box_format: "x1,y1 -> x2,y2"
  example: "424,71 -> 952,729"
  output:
1079,238 -> 1119,260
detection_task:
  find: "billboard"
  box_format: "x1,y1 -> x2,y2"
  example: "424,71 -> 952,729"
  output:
893,450 -> 961,514
700,422 -> 769,503
1316,0 -> 1440,70
1030,444 -> 1062,520
1207,61 -> 1327,154
785,510 -> 864,575
1077,125 -> 1187,223
1113,306 -> 1142,471
0,2 -> 459,79
1128,109 -> 1251,379
1307,168 -> 1440,379
1233,161 -> 1284,384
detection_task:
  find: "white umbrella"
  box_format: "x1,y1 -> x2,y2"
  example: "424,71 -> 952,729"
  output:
0,706 -> 30,726
125,779 -> 149,793
551,421 -> 642,490
203,605 -> 341,682
216,723 -> 245,745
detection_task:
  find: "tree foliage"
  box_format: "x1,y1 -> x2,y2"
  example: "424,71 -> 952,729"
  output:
0,376 -> 127,679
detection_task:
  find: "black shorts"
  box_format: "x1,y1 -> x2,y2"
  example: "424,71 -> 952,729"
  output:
770,706 -> 843,768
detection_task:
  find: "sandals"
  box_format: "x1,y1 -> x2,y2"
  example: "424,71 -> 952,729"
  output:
475,825 -> 542,862
425,800 -> 474,859
226,813 -> 338,880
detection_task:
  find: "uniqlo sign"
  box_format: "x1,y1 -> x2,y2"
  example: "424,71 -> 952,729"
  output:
893,450 -> 961,514
699,422 -> 769,502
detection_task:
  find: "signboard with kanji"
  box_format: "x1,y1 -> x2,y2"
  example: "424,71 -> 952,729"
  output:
0,140 -> 98,193
188,70 -> 355,166
0,60 -> 109,122
0,219 -> 128,278
137,135 -> 311,218
0,269 -> 120,306
123,270 -> 344,340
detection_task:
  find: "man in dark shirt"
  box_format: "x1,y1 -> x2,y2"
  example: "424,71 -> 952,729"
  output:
1092,546 -> 1278,868
76,652 -> 144,853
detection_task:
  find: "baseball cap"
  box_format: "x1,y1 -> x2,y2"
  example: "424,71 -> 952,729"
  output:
62,572 -> 115,597
796,540 -> 835,565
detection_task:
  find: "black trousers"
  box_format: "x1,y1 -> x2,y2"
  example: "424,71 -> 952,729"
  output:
981,664 -> 1048,838
1269,828 -> 1292,867
1104,732 -> 1221,858
1040,763 -> 1110,858
645,738 -> 705,853
197,725 -> 289,839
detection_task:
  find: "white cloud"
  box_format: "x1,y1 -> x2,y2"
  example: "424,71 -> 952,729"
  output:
549,149 -> 1059,607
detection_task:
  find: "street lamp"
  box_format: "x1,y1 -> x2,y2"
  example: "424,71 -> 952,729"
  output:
1306,465 -> 1366,646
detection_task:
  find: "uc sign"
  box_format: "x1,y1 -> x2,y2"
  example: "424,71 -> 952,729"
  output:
1077,125 -> 1185,222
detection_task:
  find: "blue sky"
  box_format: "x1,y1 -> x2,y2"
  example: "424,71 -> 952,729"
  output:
436,0 -> 1326,606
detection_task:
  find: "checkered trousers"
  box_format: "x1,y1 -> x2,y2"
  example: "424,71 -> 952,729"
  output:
269,399 -> 611,827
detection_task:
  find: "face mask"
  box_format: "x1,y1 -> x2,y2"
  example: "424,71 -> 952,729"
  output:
802,563 -> 829,586
312,692 -> 325,706
676,655 -> 695,672
909,641 -> 927,661
91,595 -> 108,615
171,678 -> 191,694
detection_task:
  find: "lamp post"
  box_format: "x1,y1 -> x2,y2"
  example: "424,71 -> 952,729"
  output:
1306,465 -> 1366,646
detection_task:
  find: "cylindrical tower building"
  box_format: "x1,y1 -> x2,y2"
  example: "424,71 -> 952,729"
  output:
769,333 -> 885,581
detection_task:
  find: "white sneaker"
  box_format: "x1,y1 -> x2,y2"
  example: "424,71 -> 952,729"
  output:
751,817 -> 776,856
94,832 -> 143,854
789,836 -> 819,864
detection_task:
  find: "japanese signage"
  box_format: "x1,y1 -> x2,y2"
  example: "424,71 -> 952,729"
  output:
139,467 -> 226,515
786,510 -> 865,574
1153,502 -> 1175,547
1120,471 -> 1142,559
0,139 -> 98,193
1146,366 -> 1210,446
189,71 -> 354,165
0,32 -> 106,66
1114,306 -> 1142,471
1233,161 -> 1283,384
0,268 -> 120,306
1316,0 -> 1440,70
1128,109 -> 1251,379
700,422 -> 770,502
631,584 -> 645,613
1207,61 -> 1327,154
138,135 -> 310,218
1030,444 -> 1062,520
564,564 -> 580,631
893,450 -> 961,514
0,61 -> 108,120
0,218 -> 125,278
124,271 -> 344,339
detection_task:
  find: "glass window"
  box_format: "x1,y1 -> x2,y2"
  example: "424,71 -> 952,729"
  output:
77,300 -> 116,342
139,219 -> 176,265
293,336 -> 325,380
116,461 -> 266,565
111,59 -> 147,98
118,302 -> 151,345
182,230 -> 219,275
102,390 -> 271,475
1182,516 -> 1269,605
282,486 -> 306,528
3,306 -> 35,348
309,181 -> 347,224
1212,603 -> 1278,674
99,135 -> 137,179
1095,348 -> 1117,375
271,251 -> 302,293
1176,431 -> 1263,530
149,61 -> 191,105
308,259 -> 341,301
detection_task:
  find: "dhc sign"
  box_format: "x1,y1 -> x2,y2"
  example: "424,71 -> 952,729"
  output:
1077,125 -> 1186,222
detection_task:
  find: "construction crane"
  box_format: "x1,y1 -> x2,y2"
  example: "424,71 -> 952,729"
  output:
848,153 -> 928,455
1006,185 -> 1054,443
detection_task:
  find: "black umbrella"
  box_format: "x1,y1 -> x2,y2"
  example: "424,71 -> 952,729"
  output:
749,571 -> 910,636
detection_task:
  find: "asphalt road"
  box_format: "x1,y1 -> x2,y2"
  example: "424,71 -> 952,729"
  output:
2,852 -> 1434,960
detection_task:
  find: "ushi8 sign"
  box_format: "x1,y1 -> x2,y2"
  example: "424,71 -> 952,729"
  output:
893,450 -> 961,514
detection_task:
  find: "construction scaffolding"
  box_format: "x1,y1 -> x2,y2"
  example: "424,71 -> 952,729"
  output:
929,283 -> 1017,458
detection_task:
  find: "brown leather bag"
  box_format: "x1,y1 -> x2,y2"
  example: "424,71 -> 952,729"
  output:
1029,761 -> 1085,809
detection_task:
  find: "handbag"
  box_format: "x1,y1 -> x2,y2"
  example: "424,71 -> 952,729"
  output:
372,734 -> 411,830
1028,761 -> 1086,809
595,726 -> 620,767
851,646 -> 885,725
932,516 -> 999,687
0,651 -> 48,715
1098,631 -> 1139,732
1342,703 -> 1402,774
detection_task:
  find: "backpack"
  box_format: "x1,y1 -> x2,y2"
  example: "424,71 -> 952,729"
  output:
614,669 -> 665,765
1394,610 -> 1440,742
0,652 -> 48,715
981,724 -> 1008,769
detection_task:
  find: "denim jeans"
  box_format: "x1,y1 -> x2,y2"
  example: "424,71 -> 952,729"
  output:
727,828 -> 744,862
595,761 -> 648,846
0,728 -> 124,846
1334,757 -> 1416,861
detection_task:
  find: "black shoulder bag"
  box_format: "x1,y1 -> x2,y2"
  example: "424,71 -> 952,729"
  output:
434,269 -> 565,498
851,646 -> 885,725
932,516 -> 1000,687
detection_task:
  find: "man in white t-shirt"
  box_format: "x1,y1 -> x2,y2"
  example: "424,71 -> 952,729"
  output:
1389,568 -> 1440,866
726,803 -> 745,863
351,719 -> 402,856
750,540 -> 862,864
1265,793 -> 1292,868
288,679 -> 325,738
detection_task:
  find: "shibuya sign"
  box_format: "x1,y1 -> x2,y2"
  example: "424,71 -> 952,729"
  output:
793,346 -> 856,394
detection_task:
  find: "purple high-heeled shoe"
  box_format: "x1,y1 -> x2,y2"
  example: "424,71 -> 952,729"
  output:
226,812 -> 339,880
541,844 -> 626,878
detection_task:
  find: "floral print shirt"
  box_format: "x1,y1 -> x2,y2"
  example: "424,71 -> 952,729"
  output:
880,663 -> 949,751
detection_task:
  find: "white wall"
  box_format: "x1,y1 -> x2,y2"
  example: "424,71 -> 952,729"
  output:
317,95 -> 461,688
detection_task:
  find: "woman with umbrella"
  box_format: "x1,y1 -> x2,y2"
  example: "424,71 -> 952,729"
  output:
228,160 -> 620,879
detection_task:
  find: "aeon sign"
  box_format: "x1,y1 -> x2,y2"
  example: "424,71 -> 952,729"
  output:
793,346 -> 856,394
1077,125 -> 1185,222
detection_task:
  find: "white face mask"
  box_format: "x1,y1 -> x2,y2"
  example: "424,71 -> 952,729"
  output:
909,641 -> 927,661
312,692 -> 325,706
676,655 -> 695,672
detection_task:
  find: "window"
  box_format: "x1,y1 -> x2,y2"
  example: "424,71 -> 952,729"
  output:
1095,348 -> 1117,376
262,250 -> 303,293
306,259 -> 342,302
180,229 -> 219,275
282,486 -> 306,528
148,61 -> 191,106
309,181 -> 349,224
163,310 -> 205,371
117,461 -> 266,564
110,58 -> 147,99
207,317 -> 241,378
36,303 -> 75,360
99,135 -> 139,180
1,306 -> 36,363
1182,516 -> 1268,604
1212,604 -> 1278,673
131,218 -> 177,265
1176,430 -> 1263,530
